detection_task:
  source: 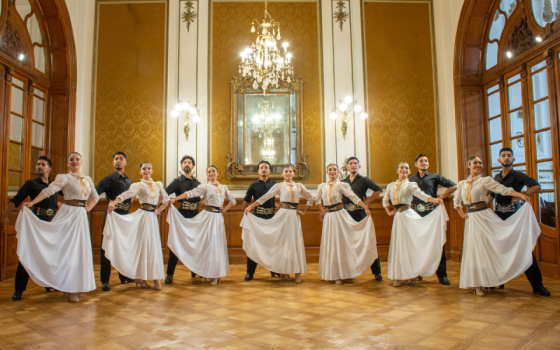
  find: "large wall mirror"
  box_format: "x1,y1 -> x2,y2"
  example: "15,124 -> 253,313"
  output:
226,76 -> 309,180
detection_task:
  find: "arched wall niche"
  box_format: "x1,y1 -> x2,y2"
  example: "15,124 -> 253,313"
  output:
0,0 -> 76,280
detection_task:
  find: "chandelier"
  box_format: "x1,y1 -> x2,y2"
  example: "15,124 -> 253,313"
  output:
239,1 -> 294,92
252,100 -> 282,162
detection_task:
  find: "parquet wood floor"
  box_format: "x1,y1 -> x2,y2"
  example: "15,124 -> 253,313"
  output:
0,262 -> 559,350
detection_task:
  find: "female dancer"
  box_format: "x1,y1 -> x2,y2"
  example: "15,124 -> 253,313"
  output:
383,162 -> 447,287
316,164 -> 378,284
103,162 -> 169,290
17,152 -> 98,302
454,156 -> 538,296
242,165 -> 314,284
167,165 -> 235,285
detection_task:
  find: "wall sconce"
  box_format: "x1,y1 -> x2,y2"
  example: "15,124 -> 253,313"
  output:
171,101 -> 201,142
329,96 -> 368,140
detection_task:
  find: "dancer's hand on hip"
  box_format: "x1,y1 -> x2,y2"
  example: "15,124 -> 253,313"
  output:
365,208 -> 372,217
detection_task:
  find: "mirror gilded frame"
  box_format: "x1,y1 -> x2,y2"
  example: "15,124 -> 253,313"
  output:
226,76 -> 309,180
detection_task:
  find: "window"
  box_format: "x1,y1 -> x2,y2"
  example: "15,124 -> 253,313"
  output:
532,0 -> 560,27
485,84 -> 503,172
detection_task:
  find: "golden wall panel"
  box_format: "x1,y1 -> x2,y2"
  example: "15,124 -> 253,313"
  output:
211,1 -> 322,185
364,1 -> 438,184
93,2 -> 167,184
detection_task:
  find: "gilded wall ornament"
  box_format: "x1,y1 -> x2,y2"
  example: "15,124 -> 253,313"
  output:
182,1 -> 197,32
333,1 -> 349,32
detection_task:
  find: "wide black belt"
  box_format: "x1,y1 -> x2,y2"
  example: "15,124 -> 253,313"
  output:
412,203 -> 435,212
141,204 -> 156,212
394,204 -> 410,212
467,201 -> 488,213
255,206 -> 275,215
495,202 -> 519,213
344,203 -> 364,212
65,200 -> 86,207
180,201 -> 199,210
205,205 -> 221,213
114,201 -> 131,211
33,206 -> 56,217
281,202 -> 299,210
324,203 -> 344,212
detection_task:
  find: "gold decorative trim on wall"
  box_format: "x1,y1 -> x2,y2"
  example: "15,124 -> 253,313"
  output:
91,0 -> 168,184
362,0 -> 439,185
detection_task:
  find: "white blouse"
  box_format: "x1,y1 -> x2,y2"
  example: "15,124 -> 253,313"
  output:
315,181 -> 360,206
453,175 -> 512,208
382,179 -> 430,207
185,183 -> 236,207
258,182 -> 314,207
43,172 -> 99,202
117,180 -> 170,206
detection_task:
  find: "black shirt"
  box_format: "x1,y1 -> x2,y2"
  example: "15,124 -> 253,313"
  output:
165,174 -> 201,203
491,169 -> 540,204
9,177 -> 59,209
341,174 -> 382,204
95,172 -> 133,204
409,171 -> 456,205
244,178 -> 277,208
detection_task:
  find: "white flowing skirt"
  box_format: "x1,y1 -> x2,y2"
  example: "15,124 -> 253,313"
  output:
166,206 -> 230,278
102,209 -> 165,280
15,205 -> 96,293
460,203 -> 540,289
387,205 -> 448,280
240,208 -> 308,274
318,210 -> 378,280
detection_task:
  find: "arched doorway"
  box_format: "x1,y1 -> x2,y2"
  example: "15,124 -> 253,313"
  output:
0,0 -> 76,280
455,0 -> 560,278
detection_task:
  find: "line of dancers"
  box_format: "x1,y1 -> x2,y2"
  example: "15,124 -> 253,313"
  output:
6,147 -> 551,303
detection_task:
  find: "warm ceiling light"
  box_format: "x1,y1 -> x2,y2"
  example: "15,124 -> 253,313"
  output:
506,51 -> 513,58
536,36 -> 543,42
18,54 -> 24,61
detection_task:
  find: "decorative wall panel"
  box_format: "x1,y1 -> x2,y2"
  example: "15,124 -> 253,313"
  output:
92,2 -> 167,183
211,1 -> 323,185
364,1 -> 438,184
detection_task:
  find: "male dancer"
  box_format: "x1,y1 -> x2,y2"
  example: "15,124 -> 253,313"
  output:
242,161 -> 279,281
3,156 -> 60,301
95,152 -> 134,291
165,155 -> 201,284
487,147 -> 550,296
410,153 -> 457,285
341,157 -> 384,281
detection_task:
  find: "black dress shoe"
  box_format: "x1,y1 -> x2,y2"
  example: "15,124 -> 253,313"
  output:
499,284 -> 505,289
271,272 -> 281,278
438,276 -> 451,285
12,291 -> 23,301
191,272 -> 197,278
245,274 -> 254,281
45,287 -> 52,292
102,282 -> 110,291
417,276 -> 423,281
120,277 -> 135,284
533,285 -> 551,296
165,275 -> 173,284
375,273 -> 382,281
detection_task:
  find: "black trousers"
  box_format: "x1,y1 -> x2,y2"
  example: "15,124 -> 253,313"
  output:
100,209 -> 130,283
15,213 -> 53,292
167,208 -> 199,276
247,211 -> 275,275
346,209 -> 381,275
416,209 -> 447,278
495,208 -> 543,288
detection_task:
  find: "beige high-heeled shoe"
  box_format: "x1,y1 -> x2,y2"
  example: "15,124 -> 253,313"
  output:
474,287 -> 485,296
294,274 -> 302,284
334,280 -> 342,285
135,279 -> 151,288
68,293 -> 79,303
393,280 -> 402,287
282,274 -> 294,281
210,278 -> 220,286
153,280 -> 162,290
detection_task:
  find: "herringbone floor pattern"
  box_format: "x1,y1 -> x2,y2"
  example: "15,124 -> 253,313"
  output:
0,262 -> 559,349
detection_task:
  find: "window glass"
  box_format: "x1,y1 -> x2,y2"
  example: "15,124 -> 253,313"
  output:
539,193 -> 556,228
537,161 -> 554,189
532,69 -> 549,100
489,11 -> 506,40
14,0 -> 32,21
27,13 -> 42,44
32,96 -> 44,122
533,100 -> 550,130
513,164 -> 526,173
486,42 -> 499,70
531,61 -> 546,72
488,92 -> 501,118
509,110 -> 524,137
508,82 -> 523,110
8,171 -> 21,192
30,148 -> 42,169
508,74 -> 521,84
487,85 -> 499,94
31,123 -> 43,148
511,137 -> 526,163
489,117 -> 502,142
491,143 -> 503,167
492,169 -> 502,178
11,86 -> 24,115
9,115 -> 23,142
9,143 -> 22,170
535,130 -> 552,160
532,0 -> 560,27
500,0 -> 517,17
34,46 -> 46,73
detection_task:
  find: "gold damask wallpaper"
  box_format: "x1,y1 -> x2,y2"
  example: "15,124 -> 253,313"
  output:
211,1 -> 323,185
92,2 -> 167,184
364,1 -> 438,184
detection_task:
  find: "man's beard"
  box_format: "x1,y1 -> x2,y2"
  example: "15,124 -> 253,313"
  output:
349,169 -> 358,174
183,166 -> 192,173
500,160 -> 513,167
37,169 -> 44,175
